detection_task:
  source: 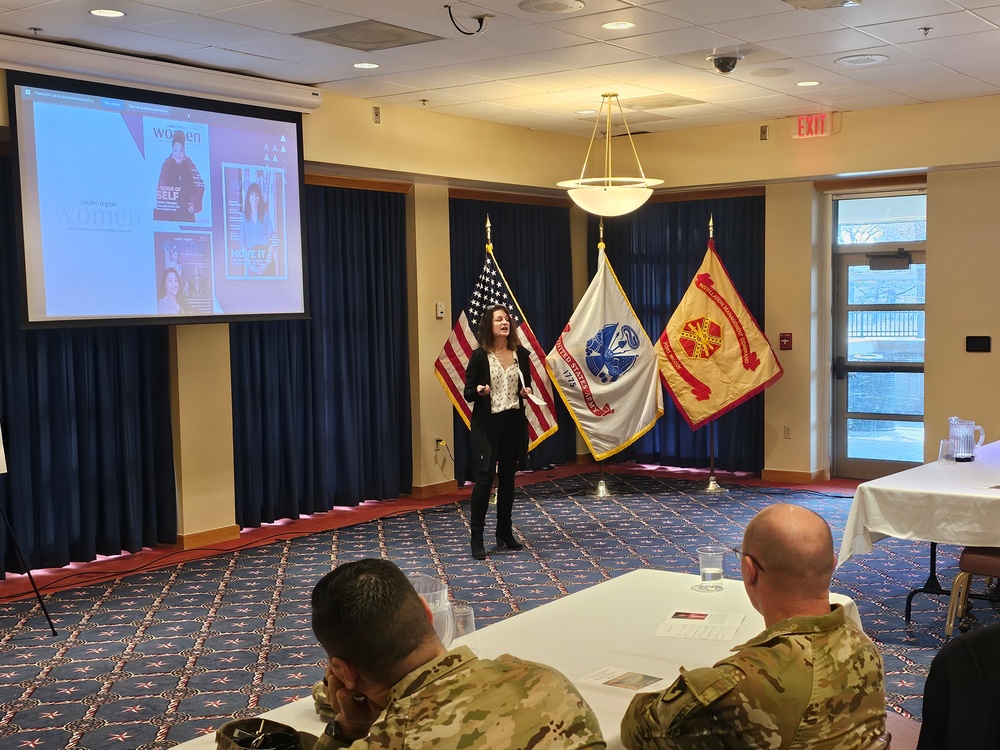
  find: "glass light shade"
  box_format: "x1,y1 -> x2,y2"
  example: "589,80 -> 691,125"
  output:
558,93 -> 663,217
558,177 -> 664,217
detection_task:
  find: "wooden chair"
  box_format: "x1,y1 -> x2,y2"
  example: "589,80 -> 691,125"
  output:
944,547 -> 1000,637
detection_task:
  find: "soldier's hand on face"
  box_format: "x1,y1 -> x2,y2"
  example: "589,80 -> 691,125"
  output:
326,669 -> 380,740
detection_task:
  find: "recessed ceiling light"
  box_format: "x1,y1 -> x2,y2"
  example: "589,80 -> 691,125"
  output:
602,21 -> 636,30
796,80 -> 821,87
90,8 -> 126,17
834,54 -> 888,67
353,62 -> 380,69
576,109 -> 598,115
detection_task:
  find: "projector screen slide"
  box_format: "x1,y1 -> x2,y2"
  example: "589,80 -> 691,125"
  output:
7,71 -> 308,326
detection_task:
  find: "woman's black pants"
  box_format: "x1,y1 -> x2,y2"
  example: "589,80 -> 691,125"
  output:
469,408 -> 521,539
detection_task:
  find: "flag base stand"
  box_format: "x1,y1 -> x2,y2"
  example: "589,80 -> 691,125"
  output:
588,463 -> 613,497
590,478 -> 612,497
703,421 -> 725,493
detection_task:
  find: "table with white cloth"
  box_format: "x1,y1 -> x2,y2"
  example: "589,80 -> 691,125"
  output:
174,568 -> 860,750
839,439 -> 1000,619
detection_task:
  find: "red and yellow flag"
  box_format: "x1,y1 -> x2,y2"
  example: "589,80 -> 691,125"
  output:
657,239 -> 782,429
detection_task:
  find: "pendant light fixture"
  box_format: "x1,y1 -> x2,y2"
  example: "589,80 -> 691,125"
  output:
557,93 -> 662,216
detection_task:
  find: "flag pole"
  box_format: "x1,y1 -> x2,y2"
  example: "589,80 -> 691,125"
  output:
704,216 -> 724,493
485,215 -> 500,507
589,219 -> 615,499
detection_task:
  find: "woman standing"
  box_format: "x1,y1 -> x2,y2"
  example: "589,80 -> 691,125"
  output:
463,304 -> 533,560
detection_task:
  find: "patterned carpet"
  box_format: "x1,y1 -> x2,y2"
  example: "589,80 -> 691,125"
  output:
0,471 -> 996,749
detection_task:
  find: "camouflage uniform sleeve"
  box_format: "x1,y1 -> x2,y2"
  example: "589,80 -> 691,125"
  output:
312,679 -> 336,721
620,665 -> 743,750
313,728 -> 369,750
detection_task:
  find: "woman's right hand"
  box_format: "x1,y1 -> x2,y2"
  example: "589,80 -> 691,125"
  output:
477,384 -> 491,396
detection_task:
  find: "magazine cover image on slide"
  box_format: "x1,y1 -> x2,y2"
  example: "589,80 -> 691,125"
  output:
223,165 -> 287,280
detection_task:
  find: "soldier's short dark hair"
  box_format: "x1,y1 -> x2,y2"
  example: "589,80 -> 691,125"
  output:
311,559 -> 435,682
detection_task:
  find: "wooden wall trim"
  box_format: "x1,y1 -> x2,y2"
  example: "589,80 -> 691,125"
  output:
650,185 -> 766,203
174,524 -> 241,550
814,174 -> 926,193
305,173 -> 412,193
449,187 -> 573,207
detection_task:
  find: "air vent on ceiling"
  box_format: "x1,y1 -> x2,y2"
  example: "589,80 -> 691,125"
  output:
296,20 -> 442,51
518,0 -> 585,13
619,94 -> 704,111
782,0 -> 860,8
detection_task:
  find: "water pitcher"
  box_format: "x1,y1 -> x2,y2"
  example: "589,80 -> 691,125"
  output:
949,416 -> 985,462
407,573 -> 455,647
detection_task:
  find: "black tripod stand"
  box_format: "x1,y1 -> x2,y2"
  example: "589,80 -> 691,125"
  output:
0,503 -> 58,637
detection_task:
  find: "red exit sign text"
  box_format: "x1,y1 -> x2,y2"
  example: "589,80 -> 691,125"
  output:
793,113 -> 830,138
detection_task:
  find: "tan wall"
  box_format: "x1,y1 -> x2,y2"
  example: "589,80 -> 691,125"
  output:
302,91 -> 585,192
406,183 -> 459,495
762,182 -> 829,482
169,324 -> 239,547
302,91 -> 1000,194
925,168 -> 1000,460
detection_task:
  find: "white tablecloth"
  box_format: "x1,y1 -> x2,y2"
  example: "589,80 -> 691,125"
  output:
838,440 -> 1000,567
174,568 -> 860,750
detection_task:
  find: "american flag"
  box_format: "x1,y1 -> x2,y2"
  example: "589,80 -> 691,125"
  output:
434,248 -> 558,450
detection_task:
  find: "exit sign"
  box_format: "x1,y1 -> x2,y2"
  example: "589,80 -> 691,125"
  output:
793,113 -> 830,138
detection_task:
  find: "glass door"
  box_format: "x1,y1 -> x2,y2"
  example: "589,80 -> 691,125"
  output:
832,195 -> 926,479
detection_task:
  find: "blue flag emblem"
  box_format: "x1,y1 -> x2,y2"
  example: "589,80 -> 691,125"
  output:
585,323 -> 641,384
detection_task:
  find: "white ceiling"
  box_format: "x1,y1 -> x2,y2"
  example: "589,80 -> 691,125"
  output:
3,0 -> 1000,136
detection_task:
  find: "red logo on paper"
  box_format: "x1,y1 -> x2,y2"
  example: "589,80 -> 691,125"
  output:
679,317 -> 723,359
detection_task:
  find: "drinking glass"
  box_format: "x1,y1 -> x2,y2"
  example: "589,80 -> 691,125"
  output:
451,600 -> 478,654
938,438 -> 954,464
693,545 -> 726,592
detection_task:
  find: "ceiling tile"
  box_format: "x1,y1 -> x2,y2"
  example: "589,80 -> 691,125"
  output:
708,9 -> 847,42
524,40 -> 647,67
846,57 -> 1000,98
455,55 -> 566,80
761,27 -> 888,56
859,10 -> 996,44
816,0 -> 965,27
543,5 -> 690,40
5,0 -> 1000,138
642,0 -> 794,25
611,25 -> 743,56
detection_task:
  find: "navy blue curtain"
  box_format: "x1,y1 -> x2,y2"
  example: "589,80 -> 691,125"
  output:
230,184 -> 411,527
0,155 -> 177,576
592,195 -> 767,473
449,198 -> 577,484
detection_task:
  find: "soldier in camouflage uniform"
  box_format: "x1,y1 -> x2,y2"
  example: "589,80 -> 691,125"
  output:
621,504 -> 886,750
311,558 -> 606,749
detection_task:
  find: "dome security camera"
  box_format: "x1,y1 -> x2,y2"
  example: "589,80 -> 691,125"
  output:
708,53 -> 745,74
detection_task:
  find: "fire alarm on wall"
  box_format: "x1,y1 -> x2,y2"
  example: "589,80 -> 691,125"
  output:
779,332 -> 792,350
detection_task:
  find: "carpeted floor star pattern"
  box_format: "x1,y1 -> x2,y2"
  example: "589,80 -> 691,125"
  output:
0,472 -> 996,748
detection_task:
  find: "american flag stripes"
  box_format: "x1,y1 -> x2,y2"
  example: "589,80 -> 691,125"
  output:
434,249 -> 558,450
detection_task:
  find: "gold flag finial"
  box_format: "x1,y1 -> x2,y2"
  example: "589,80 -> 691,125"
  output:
709,214 -> 714,239
486,215 -> 492,252
598,217 -> 606,251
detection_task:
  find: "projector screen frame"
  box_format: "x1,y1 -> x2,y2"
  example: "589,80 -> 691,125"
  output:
6,69 -> 311,329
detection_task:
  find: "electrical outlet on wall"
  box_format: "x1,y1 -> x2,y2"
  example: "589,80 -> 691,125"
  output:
783,426 -> 791,439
